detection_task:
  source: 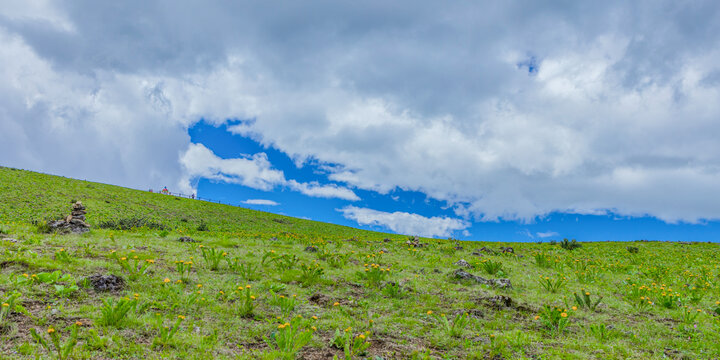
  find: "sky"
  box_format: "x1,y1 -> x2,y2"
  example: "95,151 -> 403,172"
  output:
1,1 -> 720,241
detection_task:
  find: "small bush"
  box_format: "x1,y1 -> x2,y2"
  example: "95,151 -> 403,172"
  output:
196,221 -> 209,232
560,239 -> 581,251
98,217 -> 167,231
626,246 -> 639,254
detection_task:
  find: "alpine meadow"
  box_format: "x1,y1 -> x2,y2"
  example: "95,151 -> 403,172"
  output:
1,167 -> 719,359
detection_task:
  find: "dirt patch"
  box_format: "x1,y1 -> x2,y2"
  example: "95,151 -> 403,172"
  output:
298,347 -> 340,360
0,260 -> 29,269
309,293 -> 332,306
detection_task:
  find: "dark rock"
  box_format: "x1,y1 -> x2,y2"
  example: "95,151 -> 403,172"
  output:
473,247 -> 497,256
383,238 -> 392,243
499,247 -> 514,254
379,248 -> 390,253
453,269 -> 512,289
83,274 -> 125,292
454,246 -> 464,251
178,236 -> 198,243
304,246 -> 318,252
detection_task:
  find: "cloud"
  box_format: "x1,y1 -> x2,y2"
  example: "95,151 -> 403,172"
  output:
1,2 -> 720,224
536,231 -> 559,238
242,199 -> 279,206
287,180 -> 360,201
338,206 -> 470,238
178,143 -> 359,201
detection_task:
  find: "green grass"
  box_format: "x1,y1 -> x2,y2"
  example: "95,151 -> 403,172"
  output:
1,166 -> 720,359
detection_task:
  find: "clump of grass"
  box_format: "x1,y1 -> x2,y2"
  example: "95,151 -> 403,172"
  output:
98,217 -> 167,231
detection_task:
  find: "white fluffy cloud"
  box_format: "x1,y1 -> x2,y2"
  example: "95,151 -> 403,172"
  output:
243,199 -> 279,206
1,2 -> 720,224
338,206 -> 470,238
179,143 -> 358,201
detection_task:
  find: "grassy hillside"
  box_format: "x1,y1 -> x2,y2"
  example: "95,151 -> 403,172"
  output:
0,167 -> 400,241
1,167 -> 720,359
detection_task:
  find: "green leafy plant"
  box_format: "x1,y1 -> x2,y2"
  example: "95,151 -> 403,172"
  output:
264,317 -> 314,359
30,323 -> 80,360
54,248 -> 72,263
174,260 -> 193,283
274,254 -> 300,271
53,284 -> 79,298
573,289 -> 603,311
35,271 -> 72,285
429,311 -> 470,338
152,315 -> 185,348
331,328 -> 371,359
382,282 -> 406,299
327,253 -> 351,268
358,264 -> 390,287
680,307 -> 702,324
1,291 -> 27,325
110,252 -> 154,280
298,262 -> 325,287
236,285 -> 256,318
534,252 -> 552,269
200,246 -> 225,271
269,291 -> 297,316
538,276 -> 567,293
587,323 -> 613,341
536,305 -> 571,334
479,259 -> 503,275
98,297 -> 137,327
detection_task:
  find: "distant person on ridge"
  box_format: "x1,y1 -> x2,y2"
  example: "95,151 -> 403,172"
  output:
161,186 -> 169,195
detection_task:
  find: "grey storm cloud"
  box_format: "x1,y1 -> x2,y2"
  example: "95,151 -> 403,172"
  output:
1,1 -> 720,225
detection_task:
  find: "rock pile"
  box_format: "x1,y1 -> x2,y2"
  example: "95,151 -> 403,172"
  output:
48,201 -> 90,234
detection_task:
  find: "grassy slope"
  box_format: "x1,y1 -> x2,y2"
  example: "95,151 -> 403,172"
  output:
1,167 -> 720,359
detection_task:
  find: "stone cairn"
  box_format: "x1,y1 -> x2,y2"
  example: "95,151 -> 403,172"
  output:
49,201 -> 90,234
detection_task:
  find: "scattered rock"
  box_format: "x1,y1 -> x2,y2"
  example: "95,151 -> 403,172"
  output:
453,259 -> 473,268
405,236 -> 426,248
452,269 -> 512,289
383,238 -> 392,243
82,274 -> 125,292
477,294 -> 514,309
304,246 -> 318,252
499,247 -> 514,254
48,201 -> 90,234
178,236 -> 198,243
309,293 -> 331,306
268,237 -> 278,242
472,247 -> 497,256
379,248 -> 390,254
454,246 -> 464,251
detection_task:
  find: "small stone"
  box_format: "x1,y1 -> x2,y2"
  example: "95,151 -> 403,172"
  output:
304,246 -> 318,252
453,259 -> 473,268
